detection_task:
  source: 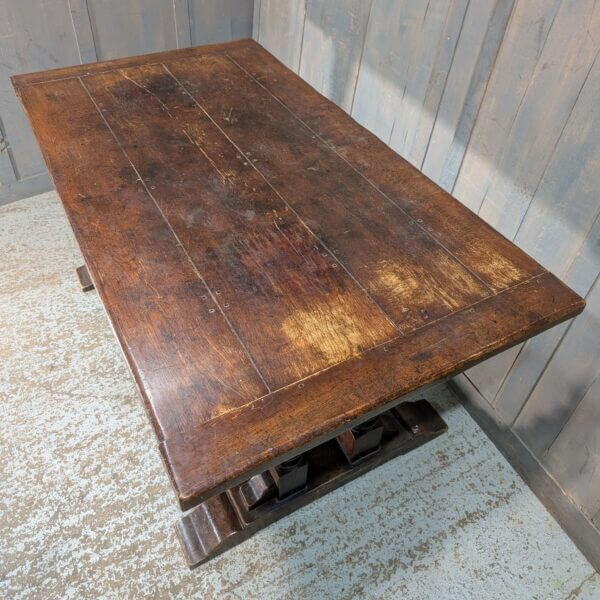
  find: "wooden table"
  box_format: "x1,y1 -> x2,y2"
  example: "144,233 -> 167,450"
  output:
13,39 -> 585,568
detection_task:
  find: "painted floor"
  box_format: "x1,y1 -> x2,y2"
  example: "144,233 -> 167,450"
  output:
1,191 -> 599,600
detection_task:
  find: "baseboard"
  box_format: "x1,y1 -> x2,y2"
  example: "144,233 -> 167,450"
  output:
0,172 -> 52,206
451,374 -> 600,573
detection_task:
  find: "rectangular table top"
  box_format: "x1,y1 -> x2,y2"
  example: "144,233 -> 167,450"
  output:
13,39 -> 585,510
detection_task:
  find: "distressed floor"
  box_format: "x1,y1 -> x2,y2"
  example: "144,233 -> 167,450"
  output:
0,191 -> 598,600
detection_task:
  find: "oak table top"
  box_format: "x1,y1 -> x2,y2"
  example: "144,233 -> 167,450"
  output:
13,39 -> 585,511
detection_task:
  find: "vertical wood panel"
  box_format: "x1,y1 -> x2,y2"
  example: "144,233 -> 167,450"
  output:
386,0 -> 469,168
189,0 -> 253,45
476,0 -> 600,240
173,0 -> 193,48
86,0 -> 178,59
67,0 -> 99,63
544,373 -> 600,520
253,0 -> 261,40
453,0 -> 562,212
467,38 -> 600,410
513,275 -> 600,458
258,0 -> 306,71
298,0 -> 372,113
351,1 -> 447,146
495,211 -> 600,425
421,0 -> 514,190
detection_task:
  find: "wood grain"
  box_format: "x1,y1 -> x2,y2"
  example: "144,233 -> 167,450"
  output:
513,274 -> 599,457
166,53 -> 493,331
17,76 -> 268,436
544,373 -> 600,521
13,40 -> 585,509
82,63 -> 396,389
161,272 -> 584,508
226,43 -> 544,292
421,0 -> 514,191
256,0 -> 306,71
299,0 -> 372,112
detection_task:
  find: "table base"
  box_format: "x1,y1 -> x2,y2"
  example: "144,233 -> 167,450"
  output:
176,399 -> 447,568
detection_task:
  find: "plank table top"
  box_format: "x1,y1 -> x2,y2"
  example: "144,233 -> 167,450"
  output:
13,39 -> 585,510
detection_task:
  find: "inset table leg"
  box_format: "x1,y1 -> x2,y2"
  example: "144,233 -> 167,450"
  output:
76,265 -> 94,292
176,399 -> 447,568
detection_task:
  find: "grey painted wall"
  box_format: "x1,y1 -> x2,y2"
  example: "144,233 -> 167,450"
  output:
0,0 -> 253,205
254,0 -> 600,544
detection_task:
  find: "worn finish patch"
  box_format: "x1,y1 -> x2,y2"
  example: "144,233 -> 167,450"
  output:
0,192 -> 598,599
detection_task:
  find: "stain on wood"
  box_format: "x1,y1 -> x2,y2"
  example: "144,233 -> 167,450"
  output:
12,40 -> 584,509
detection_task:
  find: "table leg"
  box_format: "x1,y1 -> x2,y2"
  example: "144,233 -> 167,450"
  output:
76,265 -> 94,292
176,399 -> 447,568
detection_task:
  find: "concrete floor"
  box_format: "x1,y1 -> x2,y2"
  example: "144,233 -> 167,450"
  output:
1,191 -> 599,600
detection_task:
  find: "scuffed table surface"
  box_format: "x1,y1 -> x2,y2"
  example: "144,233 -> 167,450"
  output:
12,39 -> 584,510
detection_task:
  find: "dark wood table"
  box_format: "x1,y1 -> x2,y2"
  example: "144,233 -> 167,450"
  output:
13,39 -> 585,568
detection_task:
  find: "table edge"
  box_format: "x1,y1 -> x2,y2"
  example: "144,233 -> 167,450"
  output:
161,272 -> 584,510
10,38 -> 255,91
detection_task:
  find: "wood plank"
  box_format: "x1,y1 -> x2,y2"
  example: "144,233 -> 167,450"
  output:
389,0 -> 469,169
421,0 -> 514,191
188,0 -> 253,45
173,0 -> 193,48
226,42 -> 544,292
544,374 -> 600,521
11,39 -> 254,89
67,0 -> 99,63
299,0 -> 372,113
85,0 -> 178,60
475,0 -> 600,240
257,0 -> 306,71
350,0 -> 435,144
82,63 -> 397,390
161,271 -> 584,508
469,52 -> 600,409
514,275 -> 600,457
495,209 -> 600,423
165,53 -> 493,331
452,0 -> 562,212
252,0 -> 261,40
17,77 -> 268,436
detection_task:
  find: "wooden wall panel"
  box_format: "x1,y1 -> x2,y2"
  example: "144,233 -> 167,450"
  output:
85,0 -> 178,59
474,0 -> 600,240
351,0 -> 462,150
257,0 -> 306,71
256,0 -> 600,540
544,373 -> 600,521
421,0 -> 514,191
457,0 -> 600,404
452,0 -> 562,212
0,0 -> 253,205
189,0 -> 253,45
299,0 -> 372,112
514,275 -> 600,457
